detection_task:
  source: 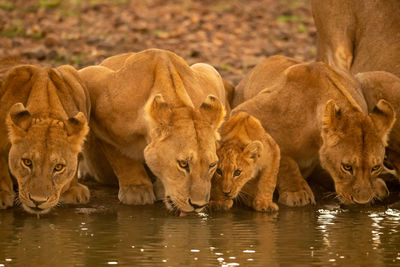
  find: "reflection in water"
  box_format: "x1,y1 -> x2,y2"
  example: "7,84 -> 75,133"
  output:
0,203 -> 400,266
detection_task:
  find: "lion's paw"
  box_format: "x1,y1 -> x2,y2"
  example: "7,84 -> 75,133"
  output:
209,199 -> 233,210
279,185 -> 315,207
61,183 -> 90,204
118,184 -> 155,205
374,178 -> 389,200
0,190 -> 14,209
252,197 -> 279,212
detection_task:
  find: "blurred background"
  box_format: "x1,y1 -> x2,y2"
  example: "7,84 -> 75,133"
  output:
0,0 -> 315,85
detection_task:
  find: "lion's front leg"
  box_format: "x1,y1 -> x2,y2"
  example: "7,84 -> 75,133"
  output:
253,167 -> 279,213
277,156 -> 315,207
103,143 -> 155,205
61,176 -> 90,204
0,155 -> 14,209
117,160 -> 155,205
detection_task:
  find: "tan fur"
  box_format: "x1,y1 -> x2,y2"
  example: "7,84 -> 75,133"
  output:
210,112 -> 280,212
100,51 -> 235,107
312,0 -> 400,77
0,62 -> 91,214
0,58 -> 22,86
232,55 -> 395,206
356,71 -> 400,180
79,49 -> 229,213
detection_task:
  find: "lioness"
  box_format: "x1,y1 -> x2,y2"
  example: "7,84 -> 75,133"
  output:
356,71 -> 400,178
79,49 -> 228,214
0,62 -> 90,214
231,55 -> 395,206
312,0 -> 400,77
210,112 -> 280,212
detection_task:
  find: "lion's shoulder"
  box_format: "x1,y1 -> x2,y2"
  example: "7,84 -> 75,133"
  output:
233,55 -> 301,106
99,52 -> 135,71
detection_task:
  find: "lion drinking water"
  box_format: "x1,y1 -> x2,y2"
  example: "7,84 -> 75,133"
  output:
210,112 -> 280,212
79,49 -> 229,214
0,60 -> 90,214
220,55 -> 395,207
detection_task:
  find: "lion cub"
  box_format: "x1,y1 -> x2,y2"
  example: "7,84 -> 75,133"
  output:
211,112 -> 280,212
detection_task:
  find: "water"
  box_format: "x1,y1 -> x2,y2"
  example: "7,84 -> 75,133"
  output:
1,184 -> 400,266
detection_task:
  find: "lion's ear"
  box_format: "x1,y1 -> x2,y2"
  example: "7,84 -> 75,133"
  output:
321,99 -> 343,146
145,94 -> 173,128
6,103 -> 32,143
65,112 -> 89,149
369,99 -> 396,145
199,94 -> 226,131
244,140 -> 263,161
322,99 -> 342,133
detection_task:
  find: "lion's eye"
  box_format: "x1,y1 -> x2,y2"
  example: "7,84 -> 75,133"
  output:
209,162 -> 218,169
371,165 -> 382,173
22,158 -> 32,168
54,164 -> 65,172
233,169 -> 242,177
178,160 -> 189,171
341,163 -> 353,174
216,168 -> 222,176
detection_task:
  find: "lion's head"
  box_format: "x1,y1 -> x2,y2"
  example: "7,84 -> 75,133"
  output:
3,64 -> 89,214
213,140 -> 262,199
319,99 -> 395,205
144,94 -> 225,214
7,104 -> 88,214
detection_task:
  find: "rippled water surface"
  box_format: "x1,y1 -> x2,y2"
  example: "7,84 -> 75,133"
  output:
1,185 -> 400,266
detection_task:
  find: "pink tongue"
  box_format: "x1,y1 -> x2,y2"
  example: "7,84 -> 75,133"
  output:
179,211 -> 187,217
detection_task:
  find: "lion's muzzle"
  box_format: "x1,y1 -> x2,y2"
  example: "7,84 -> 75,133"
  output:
21,193 -> 56,214
188,198 -> 208,212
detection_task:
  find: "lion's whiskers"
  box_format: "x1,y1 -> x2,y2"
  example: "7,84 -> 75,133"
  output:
322,191 -> 337,200
238,188 -> 252,198
236,190 -> 250,206
163,196 -> 180,215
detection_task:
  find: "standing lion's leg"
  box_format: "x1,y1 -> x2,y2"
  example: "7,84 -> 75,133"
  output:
0,155 -> 14,209
102,142 -> 155,205
277,155 -> 315,207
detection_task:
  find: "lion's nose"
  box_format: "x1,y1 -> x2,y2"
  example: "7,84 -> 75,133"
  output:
223,190 -> 232,197
29,194 -> 48,207
188,198 -> 208,210
351,189 -> 373,204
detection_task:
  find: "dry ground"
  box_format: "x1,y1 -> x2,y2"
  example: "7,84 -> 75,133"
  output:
0,0 -> 316,85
